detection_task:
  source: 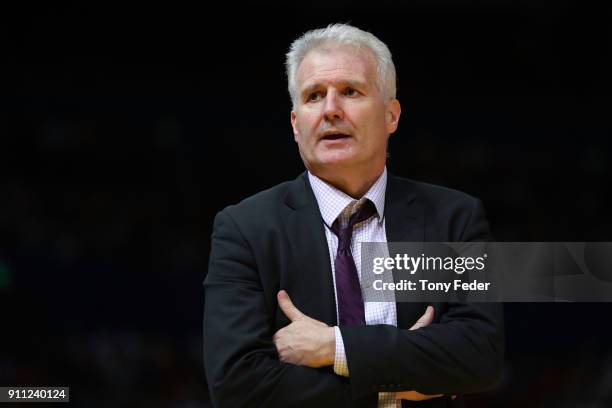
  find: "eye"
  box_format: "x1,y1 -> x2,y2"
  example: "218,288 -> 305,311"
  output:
344,87 -> 359,97
307,91 -> 323,102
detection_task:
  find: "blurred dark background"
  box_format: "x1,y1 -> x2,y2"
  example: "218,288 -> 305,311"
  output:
2,1 -> 612,407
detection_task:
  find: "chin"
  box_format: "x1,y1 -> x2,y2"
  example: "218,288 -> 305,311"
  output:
316,150 -> 360,165
317,156 -> 357,169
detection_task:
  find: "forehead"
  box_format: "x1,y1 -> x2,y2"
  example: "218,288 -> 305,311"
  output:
295,46 -> 377,90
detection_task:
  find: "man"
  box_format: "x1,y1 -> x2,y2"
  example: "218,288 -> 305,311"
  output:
204,24 -> 503,407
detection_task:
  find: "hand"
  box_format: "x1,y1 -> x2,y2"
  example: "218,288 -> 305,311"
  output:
273,290 -> 336,368
396,306 -> 456,401
408,305 -> 434,330
396,392 -> 458,401
395,391 -> 443,401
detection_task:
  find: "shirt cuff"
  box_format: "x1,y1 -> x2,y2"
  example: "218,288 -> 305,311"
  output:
333,326 -> 350,377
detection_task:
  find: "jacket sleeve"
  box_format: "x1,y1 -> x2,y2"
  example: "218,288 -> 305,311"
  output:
340,197 -> 504,399
203,209 -> 366,407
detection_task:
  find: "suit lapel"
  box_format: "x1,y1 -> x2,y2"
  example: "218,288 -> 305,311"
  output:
279,173 -> 427,329
280,173 -> 337,326
384,174 -> 423,242
384,174 -> 427,329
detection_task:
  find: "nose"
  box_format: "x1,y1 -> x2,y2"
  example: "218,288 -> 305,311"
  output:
323,90 -> 344,122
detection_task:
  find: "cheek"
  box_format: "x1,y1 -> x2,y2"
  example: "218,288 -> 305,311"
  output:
352,103 -> 383,124
298,114 -> 320,138
355,109 -> 385,133
356,109 -> 388,148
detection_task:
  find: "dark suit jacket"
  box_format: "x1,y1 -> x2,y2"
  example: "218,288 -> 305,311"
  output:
203,172 -> 504,408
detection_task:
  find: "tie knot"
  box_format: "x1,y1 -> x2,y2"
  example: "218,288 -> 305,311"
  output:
331,200 -> 377,251
349,200 -> 377,227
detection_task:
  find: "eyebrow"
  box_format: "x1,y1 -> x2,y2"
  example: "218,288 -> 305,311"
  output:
300,80 -> 368,98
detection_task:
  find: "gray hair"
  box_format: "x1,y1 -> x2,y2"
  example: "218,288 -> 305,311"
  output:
285,23 -> 397,107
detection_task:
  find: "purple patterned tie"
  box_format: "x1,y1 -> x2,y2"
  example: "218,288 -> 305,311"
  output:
331,200 -> 377,326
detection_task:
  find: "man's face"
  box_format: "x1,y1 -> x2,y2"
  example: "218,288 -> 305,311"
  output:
290,46 -> 400,176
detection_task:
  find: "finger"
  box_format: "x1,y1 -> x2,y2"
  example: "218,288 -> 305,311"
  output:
396,390 -> 443,401
277,290 -> 304,322
409,305 -> 435,330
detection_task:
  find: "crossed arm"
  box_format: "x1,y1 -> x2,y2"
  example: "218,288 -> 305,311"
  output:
204,210 -> 360,407
204,209 -> 503,407
273,290 -> 447,402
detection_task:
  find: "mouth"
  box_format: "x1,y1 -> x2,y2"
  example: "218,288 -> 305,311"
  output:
320,131 -> 351,141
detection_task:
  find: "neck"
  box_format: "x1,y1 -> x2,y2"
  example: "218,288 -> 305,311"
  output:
312,166 -> 384,199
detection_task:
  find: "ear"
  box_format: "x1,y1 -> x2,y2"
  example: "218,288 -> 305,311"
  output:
385,99 -> 401,134
290,110 -> 300,142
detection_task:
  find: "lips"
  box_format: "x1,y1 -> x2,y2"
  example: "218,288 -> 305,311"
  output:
322,133 -> 350,140
320,129 -> 352,141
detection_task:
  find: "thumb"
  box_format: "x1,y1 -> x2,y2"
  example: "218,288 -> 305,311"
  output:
410,305 -> 434,330
278,290 -> 304,322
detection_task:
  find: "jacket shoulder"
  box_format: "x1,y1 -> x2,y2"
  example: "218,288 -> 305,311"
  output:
388,174 -> 489,241
391,175 -> 480,207
215,176 -> 301,225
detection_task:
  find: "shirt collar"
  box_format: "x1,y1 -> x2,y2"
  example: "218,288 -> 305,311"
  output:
308,167 -> 387,228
